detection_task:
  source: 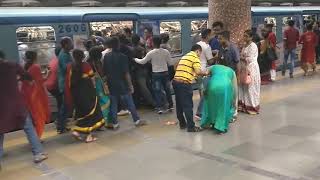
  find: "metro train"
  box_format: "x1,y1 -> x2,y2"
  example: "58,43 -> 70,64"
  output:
0,6 -> 320,67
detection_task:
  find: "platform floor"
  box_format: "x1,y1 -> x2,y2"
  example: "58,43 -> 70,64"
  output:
2,70 -> 320,180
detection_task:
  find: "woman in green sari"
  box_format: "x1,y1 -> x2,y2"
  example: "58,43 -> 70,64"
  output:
200,65 -> 238,134
87,46 -> 111,123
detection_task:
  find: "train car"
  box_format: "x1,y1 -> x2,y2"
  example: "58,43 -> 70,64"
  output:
1,6 -> 320,67
0,6 -> 319,117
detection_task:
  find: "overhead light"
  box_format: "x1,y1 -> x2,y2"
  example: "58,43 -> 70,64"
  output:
126,1 -> 149,7
280,3 -> 294,6
258,2 -> 272,7
166,1 -> 188,7
2,0 -> 40,6
299,3 -> 312,6
72,0 -> 101,7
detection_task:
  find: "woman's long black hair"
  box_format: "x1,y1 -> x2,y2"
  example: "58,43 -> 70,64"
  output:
72,49 -> 85,84
24,50 -> 37,71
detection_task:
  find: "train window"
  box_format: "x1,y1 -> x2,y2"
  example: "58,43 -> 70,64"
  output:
89,21 -> 133,37
160,21 -> 182,55
16,26 -> 56,69
303,15 -> 316,26
282,17 -> 293,25
264,17 -> 277,36
191,20 -> 208,45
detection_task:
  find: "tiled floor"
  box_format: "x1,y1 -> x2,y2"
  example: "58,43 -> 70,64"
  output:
2,70 -> 320,180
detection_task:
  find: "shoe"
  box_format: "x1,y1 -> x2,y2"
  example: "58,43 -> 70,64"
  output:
187,126 -> 202,132
179,125 -> 187,130
57,128 -> 70,134
135,120 -> 147,127
105,123 -> 120,130
167,106 -> 174,112
290,73 -> 293,78
117,110 -> 130,116
247,111 -> 258,115
156,109 -> 163,114
96,126 -> 106,131
194,115 -> 201,121
230,116 -> 238,123
33,153 -> 48,163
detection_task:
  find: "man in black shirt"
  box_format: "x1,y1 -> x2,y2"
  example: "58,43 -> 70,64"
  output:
103,37 -> 146,129
131,34 -> 155,108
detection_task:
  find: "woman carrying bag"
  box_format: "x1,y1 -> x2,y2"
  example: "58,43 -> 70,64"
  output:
238,30 -> 261,115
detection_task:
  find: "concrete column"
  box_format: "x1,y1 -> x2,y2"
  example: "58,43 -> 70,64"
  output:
208,0 -> 252,43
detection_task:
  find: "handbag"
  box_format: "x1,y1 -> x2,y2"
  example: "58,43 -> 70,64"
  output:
266,47 -> 277,62
239,65 -> 252,85
266,40 -> 277,62
92,63 -> 109,95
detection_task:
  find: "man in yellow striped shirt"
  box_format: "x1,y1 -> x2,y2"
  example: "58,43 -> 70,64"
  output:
173,44 -> 209,132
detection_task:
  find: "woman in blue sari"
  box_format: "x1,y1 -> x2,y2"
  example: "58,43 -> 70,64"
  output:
87,46 -> 111,123
200,65 -> 238,134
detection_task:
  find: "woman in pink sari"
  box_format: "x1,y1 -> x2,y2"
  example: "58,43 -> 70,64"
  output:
21,51 -> 50,138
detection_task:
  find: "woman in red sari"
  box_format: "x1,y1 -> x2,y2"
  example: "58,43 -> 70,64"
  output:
299,23 -> 318,76
21,51 -> 50,138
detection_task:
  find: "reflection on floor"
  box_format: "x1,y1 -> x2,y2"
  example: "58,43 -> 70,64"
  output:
2,70 -> 320,180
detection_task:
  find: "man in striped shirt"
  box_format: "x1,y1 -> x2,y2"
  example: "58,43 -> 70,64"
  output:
173,44 -> 209,132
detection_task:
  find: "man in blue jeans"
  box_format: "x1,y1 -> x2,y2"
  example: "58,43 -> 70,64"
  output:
103,37 -> 146,130
173,45 -> 208,132
283,20 -> 299,78
0,52 -> 47,168
135,36 -> 174,114
0,114 -> 47,165
57,37 -> 74,134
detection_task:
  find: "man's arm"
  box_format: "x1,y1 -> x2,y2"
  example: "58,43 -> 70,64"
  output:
232,45 -> 241,75
194,67 -> 209,77
134,51 -> 152,64
205,46 -> 215,65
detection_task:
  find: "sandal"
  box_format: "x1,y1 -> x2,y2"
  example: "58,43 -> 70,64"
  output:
187,126 -> 202,132
230,117 -> 238,123
72,131 -> 83,141
165,121 -> 178,125
247,111 -> 258,115
85,135 -> 97,143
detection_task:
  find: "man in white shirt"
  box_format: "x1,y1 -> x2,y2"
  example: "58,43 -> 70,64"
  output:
195,29 -> 214,120
197,29 -> 214,71
135,36 -> 174,114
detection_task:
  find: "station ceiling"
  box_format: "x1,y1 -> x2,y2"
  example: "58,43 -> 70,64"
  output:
0,0 -> 319,7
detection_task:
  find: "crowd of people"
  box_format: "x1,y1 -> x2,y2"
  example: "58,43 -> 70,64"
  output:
255,19 -> 320,83
0,19 -> 319,167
